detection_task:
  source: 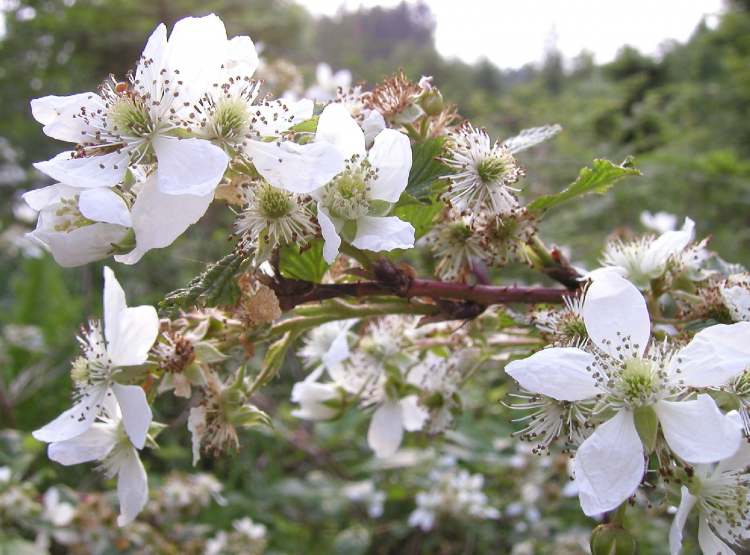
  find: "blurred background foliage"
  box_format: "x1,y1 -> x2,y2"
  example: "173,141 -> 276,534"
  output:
1,0 -> 749,553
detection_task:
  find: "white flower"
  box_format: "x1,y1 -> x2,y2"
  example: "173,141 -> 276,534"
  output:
22,184 -> 131,267
721,273 -> 750,322
33,267 -> 158,448
271,103 -> 414,263
441,124 -> 524,216
422,213 -> 487,281
505,271 -> 747,516
298,319 -> 356,373
367,396 -> 428,458
290,380 -> 340,421
669,441 -> 750,555
47,405 -> 149,526
640,210 -> 678,234
342,480 -> 386,518
598,217 -> 695,287
30,14 -> 237,196
306,63 -> 352,101
41,487 -> 76,527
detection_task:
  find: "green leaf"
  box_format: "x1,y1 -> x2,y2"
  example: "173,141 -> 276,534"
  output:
279,240 -> 329,283
290,115 -> 319,133
392,196 -> 443,239
404,137 -> 448,202
527,158 -> 641,214
159,249 -> 250,312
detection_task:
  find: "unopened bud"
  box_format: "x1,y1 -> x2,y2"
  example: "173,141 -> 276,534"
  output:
419,88 -> 444,116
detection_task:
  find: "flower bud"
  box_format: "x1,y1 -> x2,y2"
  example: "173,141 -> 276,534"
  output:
419,88 -> 444,116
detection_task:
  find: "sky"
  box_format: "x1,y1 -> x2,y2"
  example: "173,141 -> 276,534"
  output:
297,0 -> 725,69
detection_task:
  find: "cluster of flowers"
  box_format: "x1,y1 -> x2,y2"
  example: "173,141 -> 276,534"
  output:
291,316 -> 480,458
0,462 -> 266,554
508,222 -> 750,552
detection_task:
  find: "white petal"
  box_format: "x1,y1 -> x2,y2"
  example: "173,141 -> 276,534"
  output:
317,205 -> 341,264
135,23 -> 167,86
367,402 -> 404,458
290,381 -> 338,420
78,188 -> 132,227
722,285 -> 750,322
698,517 -> 734,555
655,395 -> 742,464
245,139 -> 344,194
672,322 -> 750,387
114,176 -> 213,264
30,92 -> 103,143
573,410 -> 644,516
103,266 -> 127,349
583,272 -> 651,357
716,436 -> 750,473
153,136 -> 229,197
362,110 -> 386,147
367,129 -> 412,202
29,222 -> 127,267
252,99 -> 313,137
399,395 -> 428,432
501,124 -> 562,154
111,384 -> 152,449
34,150 -> 129,188
32,387 -> 107,443
187,406 -> 206,466
669,486 -> 697,555
351,215 -> 414,253
321,326 -> 351,370
646,217 -> 695,269
505,347 -> 601,401
47,422 -> 118,465
107,306 -> 159,367
22,184 -> 71,210
225,35 -> 259,77
316,103 -> 366,159
116,446 -> 149,527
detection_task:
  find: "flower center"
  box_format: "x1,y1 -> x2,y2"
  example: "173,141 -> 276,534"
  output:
110,94 -> 153,137
256,183 -> 294,220
620,358 -> 657,405
53,196 -> 94,232
211,98 -> 249,141
447,222 -> 473,244
476,156 -> 508,184
323,168 -> 371,220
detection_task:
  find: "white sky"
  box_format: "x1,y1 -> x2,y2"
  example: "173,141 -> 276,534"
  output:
298,0 -> 725,68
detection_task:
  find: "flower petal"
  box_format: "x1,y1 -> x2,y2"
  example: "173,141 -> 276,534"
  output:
252,99 -> 313,137
367,402 -> 404,458
153,136 -> 229,197
114,176 -> 213,264
245,139 -> 344,194
116,446 -> 149,527
32,387 -> 107,443
108,306 -> 159,367
111,384 -> 152,450
78,188 -> 132,227
290,381 -> 338,420
655,395 -> 742,464
103,266 -> 127,349
367,129 -> 412,202
669,486 -> 697,555
225,35 -> 259,77
135,23 -> 167,86
321,324 -> 351,370
34,150 -> 129,189
29,222 -> 127,267
697,517 -> 733,555
316,103 -> 366,159
583,271 -> 651,358
317,205 -> 342,264
505,347 -> 601,402
351,215 -> 414,253
573,410 -> 644,516
399,395 -> 428,432
30,92 -> 103,143
671,322 -> 750,387
646,217 -> 695,269
47,422 -> 118,465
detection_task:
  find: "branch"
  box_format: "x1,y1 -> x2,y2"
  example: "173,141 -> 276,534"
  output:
270,259 -> 574,312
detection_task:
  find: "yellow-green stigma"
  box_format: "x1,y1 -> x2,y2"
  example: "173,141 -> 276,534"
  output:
54,197 -> 94,232
70,356 -> 90,384
110,94 -> 153,137
211,98 -> 248,140
476,156 -> 508,184
324,169 -> 371,220
256,183 -> 294,220
621,358 -> 656,405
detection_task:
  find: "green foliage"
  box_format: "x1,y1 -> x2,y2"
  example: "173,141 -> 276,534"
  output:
528,158 -> 641,215
392,195 -> 443,239
279,240 -> 329,283
160,250 -> 249,311
403,137 -> 448,202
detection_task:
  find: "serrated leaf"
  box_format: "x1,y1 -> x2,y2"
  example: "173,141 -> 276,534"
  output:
279,240 -> 329,283
527,158 -> 640,215
392,197 -> 443,239
160,250 -> 249,311
405,137 -> 448,202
